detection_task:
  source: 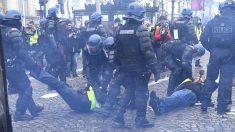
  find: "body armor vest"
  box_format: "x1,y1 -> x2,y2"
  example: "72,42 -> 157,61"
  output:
116,24 -> 146,72
210,15 -> 235,48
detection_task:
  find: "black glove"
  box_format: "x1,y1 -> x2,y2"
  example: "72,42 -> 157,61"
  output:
153,72 -> 160,82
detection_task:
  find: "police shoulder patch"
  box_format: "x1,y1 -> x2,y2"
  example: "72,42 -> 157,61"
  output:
86,27 -> 96,32
11,28 -> 18,31
175,20 -> 185,24
119,30 -> 135,34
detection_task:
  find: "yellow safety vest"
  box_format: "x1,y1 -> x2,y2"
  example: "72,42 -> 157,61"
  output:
87,86 -> 100,110
175,78 -> 192,91
194,26 -> 202,41
29,30 -> 39,46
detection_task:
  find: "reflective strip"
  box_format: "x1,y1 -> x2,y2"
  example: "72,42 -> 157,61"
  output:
175,21 -> 185,24
194,26 -> 202,41
119,30 -> 135,34
29,30 -> 39,45
175,78 -> 192,90
86,28 -> 96,32
182,78 -> 192,84
87,86 -> 98,110
173,29 -> 179,39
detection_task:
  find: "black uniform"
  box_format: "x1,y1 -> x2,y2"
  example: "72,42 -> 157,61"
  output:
81,21 -> 107,77
200,12 -> 235,113
172,17 -> 198,45
44,17 -> 67,82
163,41 -> 196,95
83,47 -> 107,104
1,26 -> 42,120
113,19 -> 158,125
165,17 -> 198,95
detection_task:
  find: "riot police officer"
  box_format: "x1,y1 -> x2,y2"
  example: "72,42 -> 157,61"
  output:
200,0 -> 235,114
44,7 -> 67,83
166,8 -> 198,95
164,42 -> 205,96
111,2 -> 159,128
172,8 -> 198,45
81,12 -> 107,78
1,10 -> 43,121
85,12 -> 107,39
83,34 -> 107,104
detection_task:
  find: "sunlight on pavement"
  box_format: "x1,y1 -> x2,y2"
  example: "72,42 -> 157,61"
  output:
40,93 -> 59,99
148,77 -> 169,86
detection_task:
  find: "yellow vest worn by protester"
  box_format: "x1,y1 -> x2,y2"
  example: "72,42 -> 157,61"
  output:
29,30 -> 39,46
194,26 -> 202,41
175,78 -> 192,91
87,86 -> 100,110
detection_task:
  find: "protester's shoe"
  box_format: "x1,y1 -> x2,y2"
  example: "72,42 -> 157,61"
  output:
14,112 -> 33,121
112,113 -> 125,128
135,117 -> 154,128
149,91 -> 161,115
31,105 -> 44,117
201,100 -> 209,112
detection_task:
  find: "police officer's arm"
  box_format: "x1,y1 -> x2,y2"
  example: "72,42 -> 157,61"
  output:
181,45 -> 194,79
186,22 -> 199,44
97,24 -> 107,38
200,21 -> 212,51
9,29 -> 41,72
46,19 -> 56,34
137,25 -> 160,81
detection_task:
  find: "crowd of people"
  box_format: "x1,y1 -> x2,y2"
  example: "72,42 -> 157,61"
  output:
0,0 -> 235,129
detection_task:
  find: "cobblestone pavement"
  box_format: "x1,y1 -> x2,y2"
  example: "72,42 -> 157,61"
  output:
7,53 -> 235,132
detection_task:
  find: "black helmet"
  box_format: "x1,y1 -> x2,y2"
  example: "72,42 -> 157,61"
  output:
91,12 -> 102,22
40,18 -> 47,29
219,0 -> 235,11
193,44 -> 206,57
103,37 -> 114,49
3,10 -> 22,29
5,10 -> 21,20
123,2 -> 145,22
87,34 -> 102,55
181,8 -> 193,19
48,7 -> 60,18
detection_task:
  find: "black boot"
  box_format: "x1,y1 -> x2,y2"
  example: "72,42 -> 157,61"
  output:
112,113 -> 125,128
30,105 -> 44,117
135,117 -> 154,128
14,111 -> 33,121
201,100 -> 208,112
149,91 -> 161,115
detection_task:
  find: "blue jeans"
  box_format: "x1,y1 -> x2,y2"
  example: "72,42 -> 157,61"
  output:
159,89 -> 197,113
